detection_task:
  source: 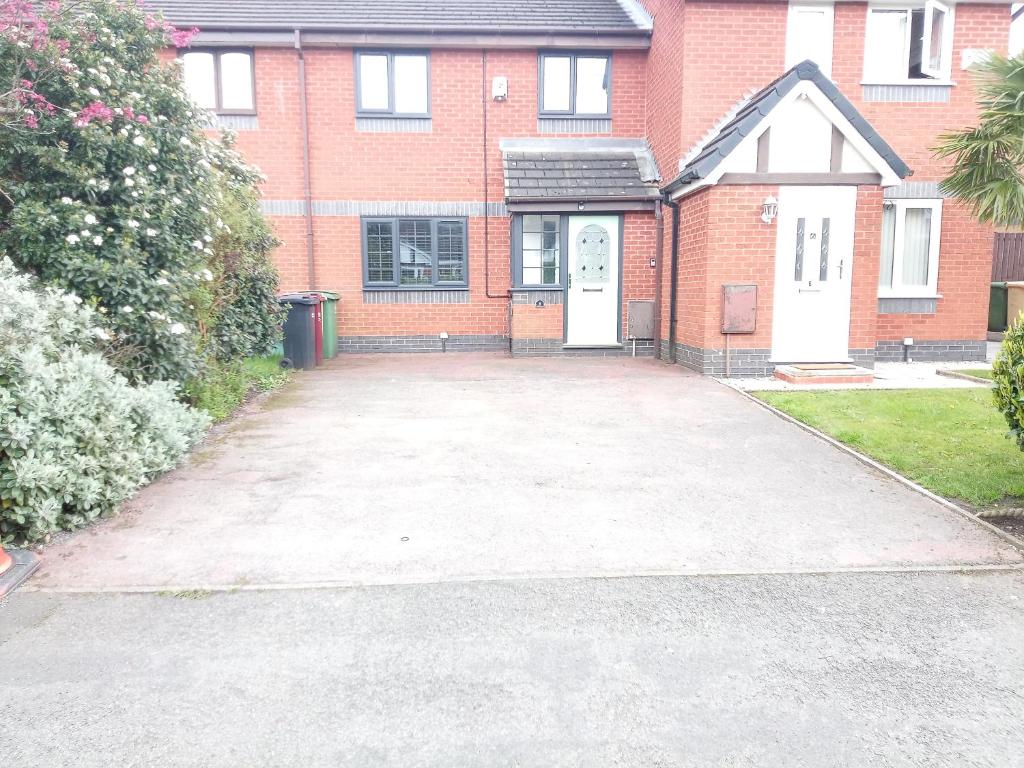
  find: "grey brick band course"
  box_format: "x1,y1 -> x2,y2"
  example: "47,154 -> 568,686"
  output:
339,335 -> 508,353
875,340 -> 986,363
511,339 -> 654,356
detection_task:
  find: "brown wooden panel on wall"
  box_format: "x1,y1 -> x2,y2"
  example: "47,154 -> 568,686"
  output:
721,284 -> 757,334
993,233 -> 1024,281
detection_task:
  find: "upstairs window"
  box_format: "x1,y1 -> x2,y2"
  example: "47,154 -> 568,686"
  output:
863,1 -> 952,83
878,199 -> 943,297
539,53 -> 611,117
785,3 -> 835,76
363,217 -> 467,288
182,50 -> 255,114
356,51 -> 430,117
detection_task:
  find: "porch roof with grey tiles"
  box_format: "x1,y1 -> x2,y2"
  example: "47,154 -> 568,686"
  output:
501,138 -> 661,203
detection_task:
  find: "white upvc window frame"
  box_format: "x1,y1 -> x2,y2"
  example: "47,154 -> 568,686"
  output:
921,0 -> 951,78
785,2 -> 835,77
878,199 -> 943,299
861,1 -> 955,85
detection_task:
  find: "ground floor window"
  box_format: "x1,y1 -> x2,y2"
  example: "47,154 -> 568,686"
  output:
878,199 -> 942,297
513,214 -> 563,288
362,217 -> 467,288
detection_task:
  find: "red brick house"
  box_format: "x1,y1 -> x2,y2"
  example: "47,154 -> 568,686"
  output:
149,0 -> 1012,374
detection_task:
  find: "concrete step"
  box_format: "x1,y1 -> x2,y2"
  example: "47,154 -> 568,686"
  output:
773,363 -> 875,385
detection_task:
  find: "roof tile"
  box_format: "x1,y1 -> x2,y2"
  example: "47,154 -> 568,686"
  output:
144,0 -> 646,33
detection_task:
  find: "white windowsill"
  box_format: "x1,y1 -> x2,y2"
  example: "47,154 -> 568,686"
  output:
877,293 -> 943,300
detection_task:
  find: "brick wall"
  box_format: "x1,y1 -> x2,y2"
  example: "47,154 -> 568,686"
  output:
832,2 -> 1007,346
180,0 -> 1009,361
223,45 -> 655,343
653,1 -> 1007,352
509,212 -> 660,346
671,184 -> 892,372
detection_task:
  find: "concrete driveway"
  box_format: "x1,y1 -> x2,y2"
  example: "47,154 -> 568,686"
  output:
27,354 -> 1022,591
5,354 -> 1024,766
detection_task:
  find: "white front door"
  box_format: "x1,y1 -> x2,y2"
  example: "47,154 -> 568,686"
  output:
771,186 -> 856,362
566,215 -> 620,346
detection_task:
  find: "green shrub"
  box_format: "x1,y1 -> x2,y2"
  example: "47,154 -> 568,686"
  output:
0,0 -> 281,384
187,356 -> 292,423
993,319 -> 1024,450
200,148 -> 285,362
0,258 -> 209,544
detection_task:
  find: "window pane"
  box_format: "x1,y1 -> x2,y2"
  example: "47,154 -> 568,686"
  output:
437,221 -> 465,283
879,204 -> 896,289
542,56 -> 571,112
786,8 -> 832,74
865,10 -> 908,81
908,9 -> 925,78
925,3 -> 947,74
575,57 -> 609,115
219,52 -> 254,111
358,54 -> 390,111
399,220 -> 433,285
394,54 -> 428,114
182,52 -> 216,110
367,222 -> 395,283
794,217 -> 806,282
521,215 -> 559,285
819,217 -> 830,281
902,207 -> 932,286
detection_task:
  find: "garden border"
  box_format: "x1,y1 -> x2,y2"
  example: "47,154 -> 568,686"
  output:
728,383 -> 1024,556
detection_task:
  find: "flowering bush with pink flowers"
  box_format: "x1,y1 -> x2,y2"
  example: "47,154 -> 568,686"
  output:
0,0 -> 280,384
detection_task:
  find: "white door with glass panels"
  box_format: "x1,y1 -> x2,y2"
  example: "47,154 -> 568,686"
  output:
566,215 -> 620,346
771,186 -> 856,362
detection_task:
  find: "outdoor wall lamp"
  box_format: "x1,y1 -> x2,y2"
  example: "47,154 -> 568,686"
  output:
760,195 -> 778,224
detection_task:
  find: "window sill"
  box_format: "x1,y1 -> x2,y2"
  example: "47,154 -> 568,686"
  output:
877,293 -> 942,300
514,286 -> 564,291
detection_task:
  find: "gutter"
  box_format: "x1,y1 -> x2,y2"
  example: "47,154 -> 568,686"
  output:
177,22 -> 653,35
294,29 -> 316,289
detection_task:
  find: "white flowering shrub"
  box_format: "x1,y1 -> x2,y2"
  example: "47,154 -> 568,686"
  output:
0,0 -> 282,385
0,258 -> 209,544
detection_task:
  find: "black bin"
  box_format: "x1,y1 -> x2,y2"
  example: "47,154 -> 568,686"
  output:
279,293 -> 321,370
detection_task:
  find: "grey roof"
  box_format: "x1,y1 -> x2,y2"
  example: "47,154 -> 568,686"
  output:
501,139 -> 661,202
665,60 -> 910,192
144,0 -> 649,34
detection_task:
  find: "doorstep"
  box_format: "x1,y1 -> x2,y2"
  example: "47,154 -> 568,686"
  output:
773,363 -> 875,386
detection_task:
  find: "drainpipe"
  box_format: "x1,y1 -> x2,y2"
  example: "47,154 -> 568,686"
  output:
664,194 -> 681,364
295,29 -> 317,288
652,199 -> 664,359
481,49 -> 506,301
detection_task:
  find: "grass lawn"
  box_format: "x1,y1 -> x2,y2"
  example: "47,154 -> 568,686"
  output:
190,355 -> 293,422
758,388 -> 1024,506
959,368 -> 994,380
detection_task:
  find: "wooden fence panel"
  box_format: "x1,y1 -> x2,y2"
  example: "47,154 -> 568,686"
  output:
993,233 -> 1024,281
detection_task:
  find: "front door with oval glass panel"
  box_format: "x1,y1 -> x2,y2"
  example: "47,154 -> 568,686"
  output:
771,186 -> 856,362
566,215 -> 620,346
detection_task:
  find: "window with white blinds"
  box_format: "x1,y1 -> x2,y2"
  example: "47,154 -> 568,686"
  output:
878,199 -> 942,297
